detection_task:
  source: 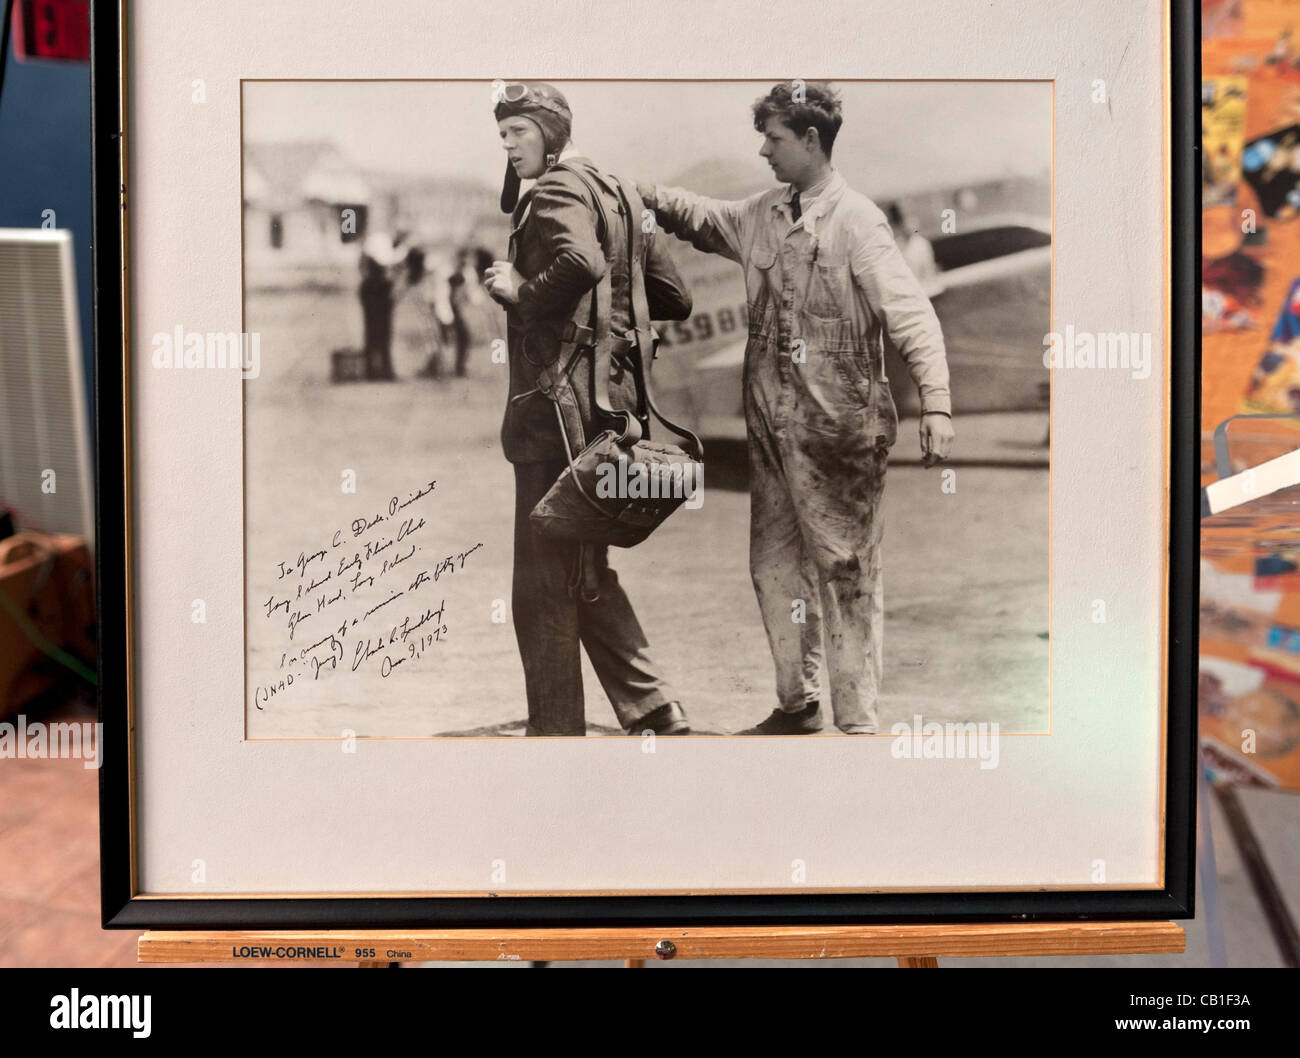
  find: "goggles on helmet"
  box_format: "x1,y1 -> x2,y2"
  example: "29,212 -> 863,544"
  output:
494,81 -> 569,116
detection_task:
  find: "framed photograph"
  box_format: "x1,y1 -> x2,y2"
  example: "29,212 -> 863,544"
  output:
95,0 -> 1199,928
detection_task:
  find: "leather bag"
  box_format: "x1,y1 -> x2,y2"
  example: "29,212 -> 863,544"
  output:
527,166 -> 704,553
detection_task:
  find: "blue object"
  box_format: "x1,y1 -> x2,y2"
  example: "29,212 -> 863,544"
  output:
1243,139 -> 1276,172
1270,278 -> 1300,344
0,32 -> 94,442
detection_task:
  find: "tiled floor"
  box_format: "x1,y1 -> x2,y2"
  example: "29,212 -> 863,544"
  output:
2,697 -> 1296,968
0,693 -> 218,968
0,743 -> 140,967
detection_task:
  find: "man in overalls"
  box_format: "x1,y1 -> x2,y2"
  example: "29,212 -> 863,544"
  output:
483,82 -> 695,737
639,82 -> 955,735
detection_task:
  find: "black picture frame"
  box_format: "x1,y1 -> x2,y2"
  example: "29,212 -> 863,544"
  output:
92,0 -> 1201,930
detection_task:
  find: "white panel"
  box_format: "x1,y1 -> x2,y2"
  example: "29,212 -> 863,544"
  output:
0,228 -> 94,547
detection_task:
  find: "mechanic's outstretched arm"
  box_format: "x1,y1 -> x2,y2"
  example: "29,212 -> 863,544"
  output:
636,181 -> 760,265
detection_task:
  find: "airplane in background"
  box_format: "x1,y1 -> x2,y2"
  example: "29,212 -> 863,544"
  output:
646,162 -> 1051,445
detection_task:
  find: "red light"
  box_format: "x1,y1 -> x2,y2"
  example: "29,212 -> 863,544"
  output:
12,0 -> 91,64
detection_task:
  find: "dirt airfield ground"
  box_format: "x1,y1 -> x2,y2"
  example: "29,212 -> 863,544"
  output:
244,290 -> 1048,739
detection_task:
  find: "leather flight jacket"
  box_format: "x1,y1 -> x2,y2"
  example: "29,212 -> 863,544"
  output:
499,156 -> 693,464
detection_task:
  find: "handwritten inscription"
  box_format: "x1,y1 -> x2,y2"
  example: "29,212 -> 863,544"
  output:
253,479 -> 483,709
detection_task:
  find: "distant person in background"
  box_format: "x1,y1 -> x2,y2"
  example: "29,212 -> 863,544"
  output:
886,202 -> 942,297
360,232 -> 403,381
394,246 -> 453,379
470,246 -> 507,346
427,257 -> 457,378
446,247 -> 480,377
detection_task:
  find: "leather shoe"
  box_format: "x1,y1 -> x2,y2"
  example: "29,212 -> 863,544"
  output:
738,701 -> 823,735
626,701 -> 691,736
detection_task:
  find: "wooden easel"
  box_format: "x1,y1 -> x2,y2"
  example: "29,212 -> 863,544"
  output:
138,921 -> 1184,967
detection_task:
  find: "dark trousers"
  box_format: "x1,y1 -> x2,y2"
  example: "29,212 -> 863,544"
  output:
452,316 -> 471,377
512,460 -> 674,735
361,280 -> 394,380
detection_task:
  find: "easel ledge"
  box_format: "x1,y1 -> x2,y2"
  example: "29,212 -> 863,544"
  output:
137,921 -> 1185,967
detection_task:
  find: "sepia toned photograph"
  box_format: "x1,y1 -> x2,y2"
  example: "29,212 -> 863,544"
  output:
240,78 -> 1053,740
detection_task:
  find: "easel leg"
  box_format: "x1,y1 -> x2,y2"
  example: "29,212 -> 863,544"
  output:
1215,782 -> 1300,967
1197,752 -> 1228,968
897,956 -> 938,968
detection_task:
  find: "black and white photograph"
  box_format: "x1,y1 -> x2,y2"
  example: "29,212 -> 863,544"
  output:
240,78 -> 1053,741
74,0 -> 1197,945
